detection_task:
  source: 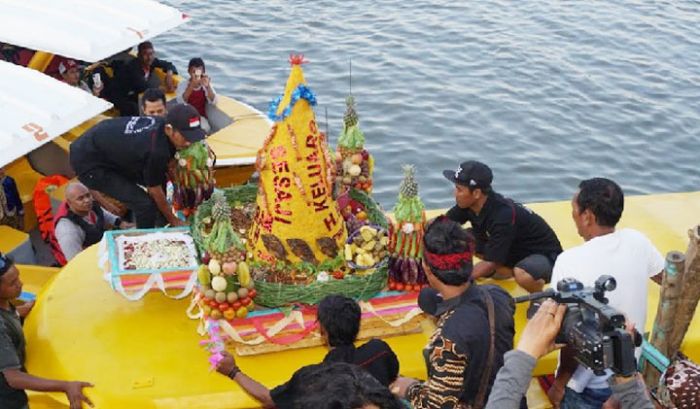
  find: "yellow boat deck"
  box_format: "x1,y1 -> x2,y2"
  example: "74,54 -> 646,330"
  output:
23,191 -> 700,408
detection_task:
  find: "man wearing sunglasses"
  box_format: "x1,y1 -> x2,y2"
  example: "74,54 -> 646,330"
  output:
0,254 -> 94,409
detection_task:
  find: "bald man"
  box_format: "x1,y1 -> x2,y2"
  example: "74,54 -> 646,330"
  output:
53,182 -> 134,265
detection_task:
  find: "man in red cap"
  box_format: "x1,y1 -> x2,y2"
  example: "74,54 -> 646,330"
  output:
69,104 -> 205,228
58,59 -> 103,97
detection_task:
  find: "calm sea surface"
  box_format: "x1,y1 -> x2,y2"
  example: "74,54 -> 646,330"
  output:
159,0 -> 700,210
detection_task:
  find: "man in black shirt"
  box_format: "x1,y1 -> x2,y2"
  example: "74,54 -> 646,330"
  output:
215,295 -> 399,409
112,41 -> 177,116
444,161 -> 562,292
70,104 -> 205,228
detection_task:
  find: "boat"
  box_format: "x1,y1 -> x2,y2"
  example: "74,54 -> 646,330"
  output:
21,190 -> 700,409
0,0 -> 270,237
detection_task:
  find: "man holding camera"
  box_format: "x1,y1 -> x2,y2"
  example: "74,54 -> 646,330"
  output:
486,299 -> 654,409
548,178 -> 664,409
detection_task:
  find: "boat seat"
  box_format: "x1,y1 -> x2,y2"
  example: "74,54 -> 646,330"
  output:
26,141 -> 74,178
0,225 -> 36,264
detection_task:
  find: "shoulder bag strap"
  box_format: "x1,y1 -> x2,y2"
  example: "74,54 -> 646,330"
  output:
473,287 -> 497,409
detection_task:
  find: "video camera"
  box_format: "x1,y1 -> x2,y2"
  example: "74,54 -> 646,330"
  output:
514,275 -> 640,376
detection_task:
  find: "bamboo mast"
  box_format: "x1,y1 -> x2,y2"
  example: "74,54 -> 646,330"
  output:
644,251 -> 685,385
668,226 -> 700,357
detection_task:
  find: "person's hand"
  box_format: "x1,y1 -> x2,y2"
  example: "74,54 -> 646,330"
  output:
63,381 -> 94,409
165,71 -> 176,93
92,83 -> 103,97
602,396 -> 621,409
215,351 -> 238,376
201,75 -> 211,88
168,218 -> 188,227
517,299 -> 566,359
547,380 -> 566,409
389,376 -> 418,398
16,300 -> 35,318
120,221 -> 136,229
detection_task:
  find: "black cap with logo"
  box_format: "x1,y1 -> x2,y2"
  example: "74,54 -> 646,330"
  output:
165,103 -> 206,143
442,160 -> 493,189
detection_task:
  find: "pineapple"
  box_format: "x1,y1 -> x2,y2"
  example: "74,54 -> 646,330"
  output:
211,192 -> 232,222
399,165 -> 418,198
343,95 -> 359,129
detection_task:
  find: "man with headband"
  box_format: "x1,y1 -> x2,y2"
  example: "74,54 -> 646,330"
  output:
444,161 -> 562,293
0,253 -> 94,409
390,216 -> 520,408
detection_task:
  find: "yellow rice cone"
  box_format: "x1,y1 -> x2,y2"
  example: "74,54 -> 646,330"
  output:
248,58 -> 347,269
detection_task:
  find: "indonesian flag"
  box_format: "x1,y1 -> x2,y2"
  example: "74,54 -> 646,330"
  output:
189,117 -> 200,128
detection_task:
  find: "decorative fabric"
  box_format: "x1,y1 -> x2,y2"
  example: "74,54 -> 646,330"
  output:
424,249 -> 472,271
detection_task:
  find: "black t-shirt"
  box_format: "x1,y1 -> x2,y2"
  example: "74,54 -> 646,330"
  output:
270,339 -> 399,409
0,305 -> 28,409
70,116 -> 175,187
447,192 -> 562,267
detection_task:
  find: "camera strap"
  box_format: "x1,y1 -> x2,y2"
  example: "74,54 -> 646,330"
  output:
472,287 -> 496,409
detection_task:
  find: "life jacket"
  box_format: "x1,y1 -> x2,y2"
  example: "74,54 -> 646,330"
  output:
32,175 -> 70,265
187,87 -> 208,118
52,201 -> 106,266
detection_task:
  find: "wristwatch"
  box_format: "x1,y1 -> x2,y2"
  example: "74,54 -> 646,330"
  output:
227,366 -> 241,379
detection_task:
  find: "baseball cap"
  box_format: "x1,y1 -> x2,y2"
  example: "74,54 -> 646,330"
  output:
442,160 -> 493,189
58,59 -> 78,75
166,103 -> 206,143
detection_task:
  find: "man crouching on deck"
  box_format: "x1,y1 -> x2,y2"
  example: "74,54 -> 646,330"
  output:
444,161 -> 563,293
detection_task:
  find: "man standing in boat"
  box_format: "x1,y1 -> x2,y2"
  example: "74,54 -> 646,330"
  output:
444,160 -> 563,293
69,104 -> 205,228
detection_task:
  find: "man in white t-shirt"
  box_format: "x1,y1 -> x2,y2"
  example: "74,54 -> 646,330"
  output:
548,178 -> 664,409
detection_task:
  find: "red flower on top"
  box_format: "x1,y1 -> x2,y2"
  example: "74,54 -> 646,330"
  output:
289,54 -> 307,66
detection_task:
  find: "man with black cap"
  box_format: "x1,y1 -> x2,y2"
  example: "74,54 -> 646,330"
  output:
69,104 -> 206,228
443,161 -> 562,292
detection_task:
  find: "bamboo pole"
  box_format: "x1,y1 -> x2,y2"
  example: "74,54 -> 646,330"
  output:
644,251 -> 685,386
668,225 -> 700,358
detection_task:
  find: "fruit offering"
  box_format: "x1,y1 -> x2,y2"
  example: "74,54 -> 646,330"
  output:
171,141 -> 215,217
387,165 -> 427,291
197,192 -> 257,317
335,96 -> 374,194
345,225 -> 389,269
200,284 -> 258,320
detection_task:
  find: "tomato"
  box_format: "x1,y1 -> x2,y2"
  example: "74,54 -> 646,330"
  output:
208,300 -> 218,308
218,303 -> 229,312
388,281 -> 396,291
233,301 -> 242,310
333,271 -> 345,280
241,297 -> 252,306
395,283 -> 405,292
248,289 -> 257,299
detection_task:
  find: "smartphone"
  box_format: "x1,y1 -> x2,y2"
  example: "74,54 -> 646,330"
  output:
194,68 -> 203,80
92,73 -> 102,88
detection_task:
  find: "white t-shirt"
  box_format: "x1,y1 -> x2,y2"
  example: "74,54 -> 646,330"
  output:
551,228 -> 664,391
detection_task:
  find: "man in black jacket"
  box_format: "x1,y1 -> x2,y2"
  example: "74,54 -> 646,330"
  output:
112,41 -> 177,116
69,104 -> 204,228
444,161 -> 562,293
390,216 -> 519,408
